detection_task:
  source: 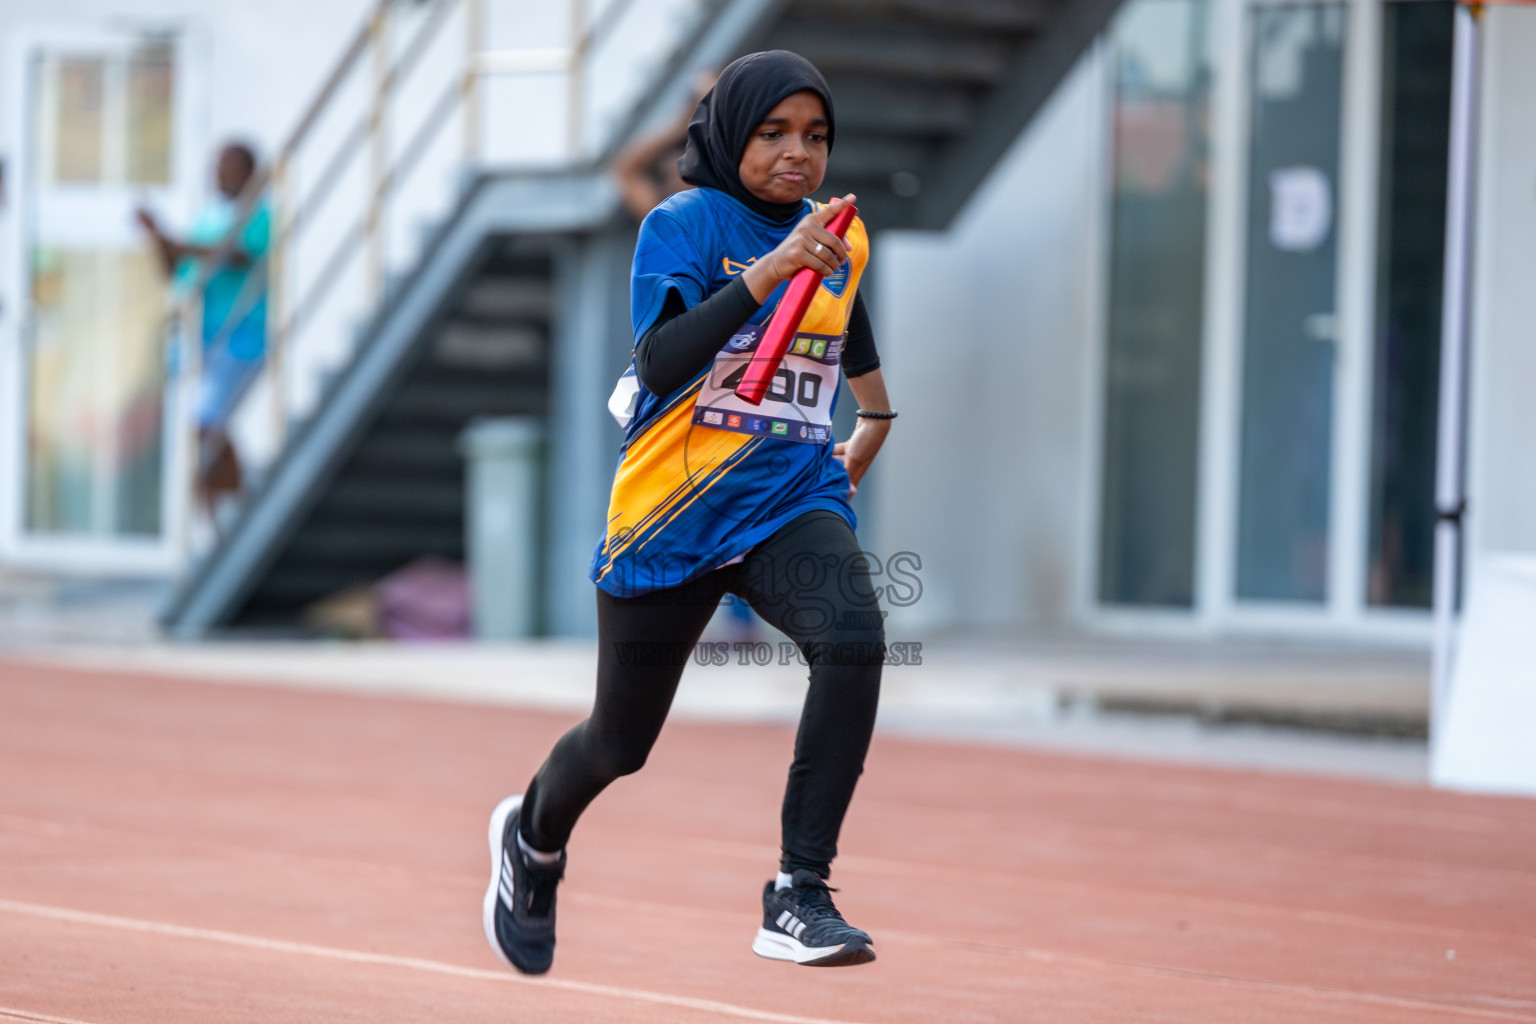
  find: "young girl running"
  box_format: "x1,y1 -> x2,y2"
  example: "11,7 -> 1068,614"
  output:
484,49 -> 895,973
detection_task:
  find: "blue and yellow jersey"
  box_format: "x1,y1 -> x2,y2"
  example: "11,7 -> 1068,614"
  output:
590,187 -> 869,597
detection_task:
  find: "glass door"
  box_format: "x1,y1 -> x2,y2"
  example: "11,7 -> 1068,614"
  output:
1234,1 -> 1347,604
1367,0 -> 1455,610
3,29 -> 191,570
1098,0 -> 1215,610
1209,0 -> 1447,636
1095,0 -> 1452,637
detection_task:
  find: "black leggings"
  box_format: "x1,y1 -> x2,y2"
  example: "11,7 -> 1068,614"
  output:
520,510 -> 884,878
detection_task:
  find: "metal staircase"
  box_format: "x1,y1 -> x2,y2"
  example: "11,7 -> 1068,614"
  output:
223,227 -> 557,625
758,0 -> 1124,230
162,0 -> 1124,638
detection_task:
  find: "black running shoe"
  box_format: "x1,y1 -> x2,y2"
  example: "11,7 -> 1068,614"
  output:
752,869 -> 876,966
482,794 -> 565,975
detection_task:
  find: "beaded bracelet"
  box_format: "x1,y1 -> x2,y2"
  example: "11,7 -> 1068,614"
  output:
855,409 -> 898,420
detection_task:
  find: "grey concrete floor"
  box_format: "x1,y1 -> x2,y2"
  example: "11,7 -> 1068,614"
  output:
0,569 -> 1430,786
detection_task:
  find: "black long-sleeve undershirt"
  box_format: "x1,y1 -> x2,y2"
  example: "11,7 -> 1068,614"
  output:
633,278 -> 880,397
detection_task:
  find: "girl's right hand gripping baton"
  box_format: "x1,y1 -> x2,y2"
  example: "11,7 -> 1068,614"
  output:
734,201 -> 858,405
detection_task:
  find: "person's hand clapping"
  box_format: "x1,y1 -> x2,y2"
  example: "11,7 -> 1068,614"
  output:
742,193 -> 855,303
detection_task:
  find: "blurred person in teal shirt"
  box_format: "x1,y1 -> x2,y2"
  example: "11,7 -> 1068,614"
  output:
137,142 -> 269,524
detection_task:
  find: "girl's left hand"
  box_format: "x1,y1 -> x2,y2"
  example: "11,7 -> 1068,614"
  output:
834,368 -> 893,497
833,422 -> 887,497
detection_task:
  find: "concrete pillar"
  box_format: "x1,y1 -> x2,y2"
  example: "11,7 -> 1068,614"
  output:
545,225 -> 635,636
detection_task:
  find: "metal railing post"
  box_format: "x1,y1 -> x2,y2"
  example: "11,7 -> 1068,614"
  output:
367,4 -> 392,300
1431,0 -> 1484,750
568,0 -> 587,158
178,294 -> 204,559
268,155 -> 293,449
464,0 -> 483,160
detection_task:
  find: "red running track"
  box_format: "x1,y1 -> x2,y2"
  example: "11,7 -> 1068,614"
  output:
1,656 -> 1533,1023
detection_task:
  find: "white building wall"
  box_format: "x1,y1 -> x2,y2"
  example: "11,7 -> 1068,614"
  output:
0,0 -> 377,571
0,0 -> 376,174
1434,3 -> 1536,796
1467,3 -> 1536,561
869,55 -> 1103,634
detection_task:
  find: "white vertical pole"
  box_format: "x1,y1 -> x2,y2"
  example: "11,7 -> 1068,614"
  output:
1332,0 -> 1384,628
1431,1 -> 1482,748
1197,0 -> 1250,632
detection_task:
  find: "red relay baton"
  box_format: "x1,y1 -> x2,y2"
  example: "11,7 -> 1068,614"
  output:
734,201 -> 858,405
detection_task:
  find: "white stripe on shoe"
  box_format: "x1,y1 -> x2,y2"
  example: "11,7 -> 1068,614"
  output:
773,911 -> 810,939
500,851 -> 517,910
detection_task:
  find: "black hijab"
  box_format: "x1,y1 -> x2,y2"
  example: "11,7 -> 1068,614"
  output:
678,50 -> 835,222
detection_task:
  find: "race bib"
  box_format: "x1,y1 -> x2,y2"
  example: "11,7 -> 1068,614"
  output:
692,323 -> 842,444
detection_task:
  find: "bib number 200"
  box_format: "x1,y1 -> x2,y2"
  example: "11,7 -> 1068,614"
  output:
720,363 -> 822,408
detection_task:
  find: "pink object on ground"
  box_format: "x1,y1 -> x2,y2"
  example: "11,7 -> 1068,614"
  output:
374,556 -> 471,640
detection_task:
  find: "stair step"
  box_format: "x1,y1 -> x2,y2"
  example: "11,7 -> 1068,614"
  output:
767,20 -> 1018,84
783,0 -> 1050,32
348,429 -> 465,475
825,77 -> 975,137
282,523 -> 464,564
456,277 -> 554,320
819,133 -> 936,179
379,379 -> 548,424
480,243 -> 555,276
312,477 -> 466,522
430,323 -> 545,371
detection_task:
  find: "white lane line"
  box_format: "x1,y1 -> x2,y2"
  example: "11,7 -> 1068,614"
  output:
0,898 -> 864,1024
0,1008 -> 101,1024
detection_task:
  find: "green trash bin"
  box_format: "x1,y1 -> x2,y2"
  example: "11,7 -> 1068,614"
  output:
458,417 -> 543,639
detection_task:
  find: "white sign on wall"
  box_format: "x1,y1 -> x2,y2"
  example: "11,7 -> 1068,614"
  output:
1268,166 -> 1332,252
